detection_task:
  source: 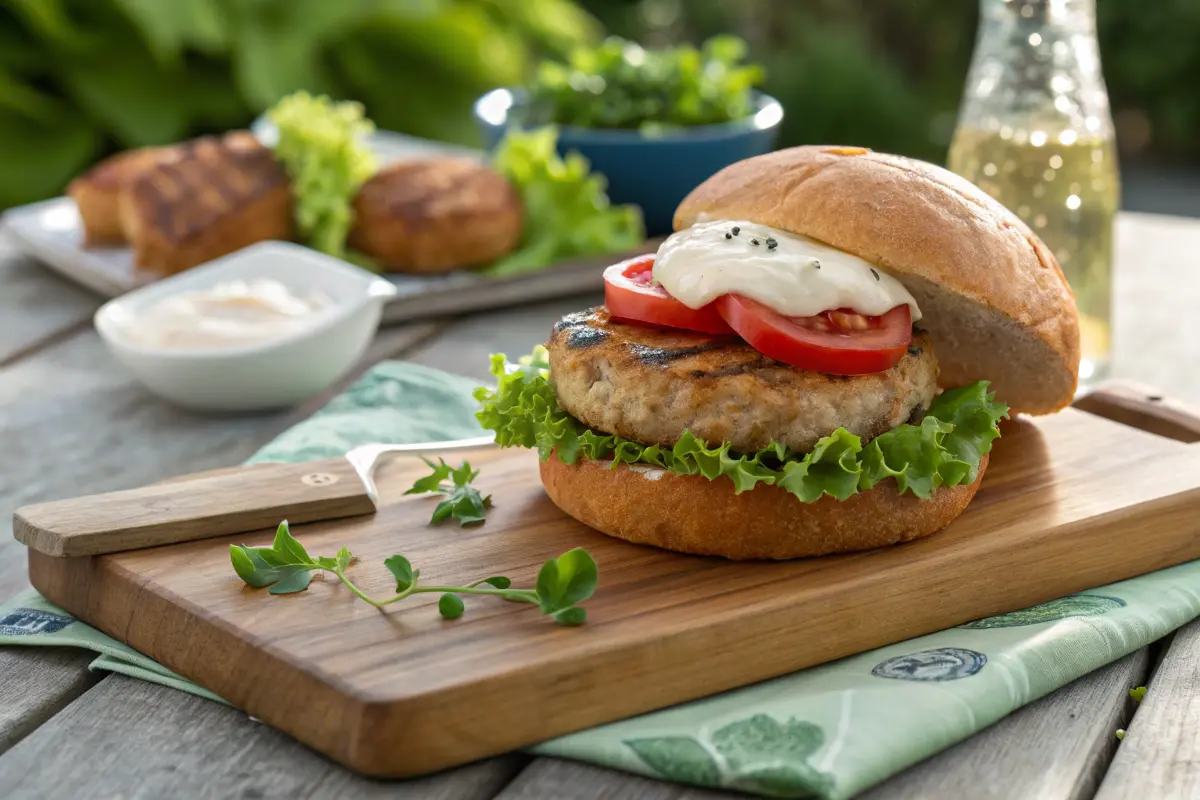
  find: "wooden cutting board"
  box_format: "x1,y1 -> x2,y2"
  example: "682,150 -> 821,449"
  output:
25,388 -> 1200,778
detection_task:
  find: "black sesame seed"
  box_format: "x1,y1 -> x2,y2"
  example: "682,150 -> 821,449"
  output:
725,232 -> 732,239
767,242 -> 777,250
870,268 -> 880,281
751,238 -> 760,245
731,226 -> 740,235
766,237 -> 777,246
812,259 -> 821,269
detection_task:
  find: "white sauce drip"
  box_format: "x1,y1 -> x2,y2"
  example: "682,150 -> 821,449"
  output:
121,279 -> 332,350
652,220 -> 922,321
627,464 -> 666,481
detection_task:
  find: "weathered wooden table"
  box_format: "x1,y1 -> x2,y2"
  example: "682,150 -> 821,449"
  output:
1,211 -> 1198,799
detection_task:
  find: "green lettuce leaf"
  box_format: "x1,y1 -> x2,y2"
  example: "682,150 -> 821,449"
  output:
473,347 -> 1009,503
484,127 -> 644,277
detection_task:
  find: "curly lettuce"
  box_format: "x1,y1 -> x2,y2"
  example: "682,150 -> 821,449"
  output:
485,127 -> 644,277
474,347 -> 1009,503
268,91 -> 377,259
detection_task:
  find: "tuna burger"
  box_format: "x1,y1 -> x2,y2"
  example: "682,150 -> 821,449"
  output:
475,146 -> 1081,559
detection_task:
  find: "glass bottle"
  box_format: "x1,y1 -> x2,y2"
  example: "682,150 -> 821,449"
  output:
948,0 -> 1119,385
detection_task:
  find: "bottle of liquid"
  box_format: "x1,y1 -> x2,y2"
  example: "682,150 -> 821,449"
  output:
948,0 -> 1119,385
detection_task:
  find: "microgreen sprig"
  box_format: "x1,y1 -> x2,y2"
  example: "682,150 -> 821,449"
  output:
405,458 -> 492,526
231,522 -> 597,625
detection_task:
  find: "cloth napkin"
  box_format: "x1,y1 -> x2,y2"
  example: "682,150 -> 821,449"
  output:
3,360 -> 1200,800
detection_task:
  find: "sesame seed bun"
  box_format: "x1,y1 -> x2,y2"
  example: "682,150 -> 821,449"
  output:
673,145 -> 1081,415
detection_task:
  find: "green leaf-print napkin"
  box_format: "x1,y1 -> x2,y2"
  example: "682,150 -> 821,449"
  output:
4,359 -> 1200,799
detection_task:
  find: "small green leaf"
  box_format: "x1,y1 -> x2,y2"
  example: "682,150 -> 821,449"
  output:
267,566 -> 314,595
551,606 -> 587,625
336,546 -> 352,573
483,576 -> 512,589
315,556 -> 338,571
536,548 -> 599,613
439,593 -> 465,619
384,555 -> 415,592
272,521 -> 311,565
406,458 -> 451,495
449,460 -> 478,487
431,499 -> 455,524
1130,686 -> 1147,703
230,546 -> 264,586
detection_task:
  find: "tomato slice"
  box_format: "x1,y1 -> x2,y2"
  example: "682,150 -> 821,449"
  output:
603,257 -> 733,334
715,295 -> 912,375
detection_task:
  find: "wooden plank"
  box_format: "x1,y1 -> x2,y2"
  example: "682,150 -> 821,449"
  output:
0,237 -> 100,367
496,758 -> 736,799
0,648 -> 101,754
0,675 -> 525,799
858,649 -> 1149,800
26,408 -> 1200,779
1094,617 -> 1200,799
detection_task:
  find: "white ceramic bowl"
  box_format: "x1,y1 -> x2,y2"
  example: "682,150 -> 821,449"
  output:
95,242 -> 397,412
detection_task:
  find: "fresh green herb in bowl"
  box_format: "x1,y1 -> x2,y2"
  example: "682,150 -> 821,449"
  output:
520,35 -> 766,132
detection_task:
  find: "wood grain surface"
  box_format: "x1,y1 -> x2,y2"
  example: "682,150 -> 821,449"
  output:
14,457 -> 376,557
1094,617 -> 1200,800
0,674 -> 527,800
24,406 -> 1200,778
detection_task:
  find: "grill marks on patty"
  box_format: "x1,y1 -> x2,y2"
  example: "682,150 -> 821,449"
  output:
546,308 -> 940,454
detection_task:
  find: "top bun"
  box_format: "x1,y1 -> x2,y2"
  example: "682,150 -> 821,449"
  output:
674,145 -> 1080,415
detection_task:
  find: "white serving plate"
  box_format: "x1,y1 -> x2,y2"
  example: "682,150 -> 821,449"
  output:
0,128 -> 643,326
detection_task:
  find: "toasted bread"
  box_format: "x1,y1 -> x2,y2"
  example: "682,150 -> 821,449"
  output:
119,132 -> 293,275
67,147 -> 175,246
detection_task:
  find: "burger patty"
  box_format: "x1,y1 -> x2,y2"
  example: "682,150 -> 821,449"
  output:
547,308 -> 938,454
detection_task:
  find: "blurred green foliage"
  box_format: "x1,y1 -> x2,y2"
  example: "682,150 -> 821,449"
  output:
0,0 -> 600,209
3,0 -> 1197,212
585,0 -> 1200,165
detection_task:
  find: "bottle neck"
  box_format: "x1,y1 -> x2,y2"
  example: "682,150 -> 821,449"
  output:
981,0 -> 1097,30
961,0 -> 1110,136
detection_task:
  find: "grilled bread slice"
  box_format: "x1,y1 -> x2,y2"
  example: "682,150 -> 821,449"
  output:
68,147 -> 175,246
119,132 -> 293,274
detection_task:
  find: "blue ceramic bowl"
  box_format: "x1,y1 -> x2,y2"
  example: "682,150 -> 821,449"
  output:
474,89 -> 783,236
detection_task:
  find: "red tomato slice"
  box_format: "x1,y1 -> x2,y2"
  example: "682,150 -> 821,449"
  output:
603,256 -> 733,334
715,295 -> 913,375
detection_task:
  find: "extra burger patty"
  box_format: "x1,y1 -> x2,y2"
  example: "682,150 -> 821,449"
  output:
547,308 -> 939,454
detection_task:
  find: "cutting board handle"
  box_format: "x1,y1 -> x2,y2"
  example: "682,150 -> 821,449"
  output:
1073,380 -> 1200,444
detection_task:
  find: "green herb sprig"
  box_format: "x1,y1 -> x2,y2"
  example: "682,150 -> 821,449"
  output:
231,522 -> 597,625
405,458 -> 492,526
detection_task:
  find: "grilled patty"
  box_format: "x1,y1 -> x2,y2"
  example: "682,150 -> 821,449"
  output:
547,308 -> 938,454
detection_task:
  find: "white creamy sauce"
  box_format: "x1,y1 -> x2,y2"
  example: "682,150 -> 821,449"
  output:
652,220 -> 922,321
121,279 -> 332,350
627,464 -> 666,481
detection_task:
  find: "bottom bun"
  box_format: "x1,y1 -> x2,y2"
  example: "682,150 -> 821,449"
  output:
539,453 -> 988,560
